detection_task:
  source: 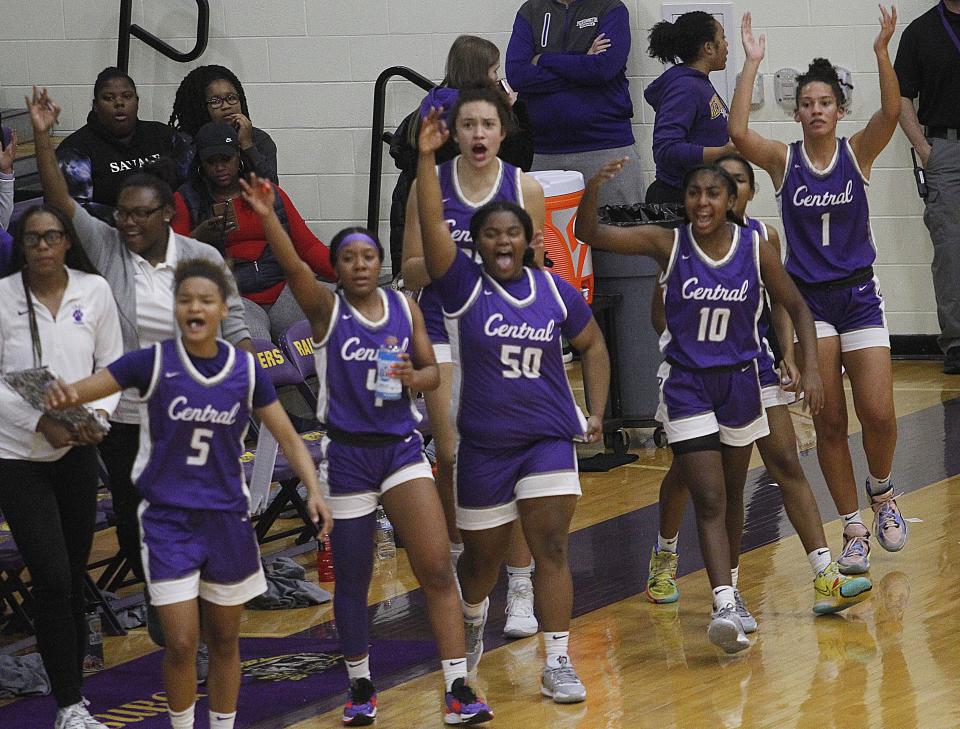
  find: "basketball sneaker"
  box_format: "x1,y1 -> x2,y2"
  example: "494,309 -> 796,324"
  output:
645,546 -> 680,604
503,581 -> 538,638
444,677 -> 493,725
868,484 -> 908,552
838,522 -> 871,575
55,701 -> 108,729
464,597 -> 489,673
813,561 -> 872,615
342,678 -> 377,726
707,605 -> 750,654
540,655 -> 587,703
733,589 -> 757,633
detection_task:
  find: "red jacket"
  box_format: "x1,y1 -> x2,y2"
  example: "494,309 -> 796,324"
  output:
172,186 -> 335,305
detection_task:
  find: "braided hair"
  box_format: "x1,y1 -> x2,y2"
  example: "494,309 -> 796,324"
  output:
169,65 -> 251,137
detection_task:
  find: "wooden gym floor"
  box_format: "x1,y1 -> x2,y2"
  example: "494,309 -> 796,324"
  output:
2,360 -> 959,728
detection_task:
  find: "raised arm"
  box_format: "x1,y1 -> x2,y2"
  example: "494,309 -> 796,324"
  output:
415,109 -> 458,281
728,14 -> 787,186
849,6 -> 900,174
238,174 -> 336,342
400,184 -> 431,290
573,159 -> 673,265
27,86 -> 77,217
758,238 -> 822,413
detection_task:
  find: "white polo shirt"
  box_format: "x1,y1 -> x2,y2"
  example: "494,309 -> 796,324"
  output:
0,268 -> 123,461
112,229 -> 179,424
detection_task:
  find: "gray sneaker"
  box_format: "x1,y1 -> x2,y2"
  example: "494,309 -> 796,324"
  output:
838,523 -> 871,575
733,589 -> 757,633
464,597 -> 489,673
708,605 -> 750,654
540,656 -> 587,703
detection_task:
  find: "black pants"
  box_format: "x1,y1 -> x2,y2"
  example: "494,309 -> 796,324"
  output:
0,447 -> 99,707
645,179 -> 683,204
98,423 -> 144,581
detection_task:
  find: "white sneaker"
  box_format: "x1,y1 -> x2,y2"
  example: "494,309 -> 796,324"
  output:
733,589 -> 757,634
503,581 -> 538,638
540,656 -> 587,703
708,605 -> 750,654
55,701 -> 108,729
464,597 -> 489,673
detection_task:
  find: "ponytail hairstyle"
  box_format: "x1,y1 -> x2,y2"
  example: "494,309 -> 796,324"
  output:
174,257 -> 234,301
796,58 -> 849,111
680,165 -> 745,227
648,11 -> 718,65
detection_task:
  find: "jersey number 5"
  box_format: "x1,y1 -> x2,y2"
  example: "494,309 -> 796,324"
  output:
186,428 -> 214,466
696,307 -> 731,342
500,345 -> 542,379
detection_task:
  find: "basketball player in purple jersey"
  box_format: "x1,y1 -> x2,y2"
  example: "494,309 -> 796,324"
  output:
646,154 -> 872,624
730,7 -> 907,575
417,109 -> 609,702
237,176 -> 491,726
45,258 -> 331,729
403,85 -> 547,641
576,158 -> 825,652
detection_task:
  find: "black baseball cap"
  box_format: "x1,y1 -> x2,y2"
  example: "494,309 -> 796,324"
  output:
195,121 -> 239,161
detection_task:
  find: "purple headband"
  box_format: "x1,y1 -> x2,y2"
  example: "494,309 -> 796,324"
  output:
339,232 -> 380,250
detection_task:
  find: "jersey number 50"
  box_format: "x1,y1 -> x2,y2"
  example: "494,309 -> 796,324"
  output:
696,307 -> 731,342
500,344 -> 542,379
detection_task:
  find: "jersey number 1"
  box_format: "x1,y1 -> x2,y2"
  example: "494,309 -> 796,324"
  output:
186,428 -> 213,466
821,212 -> 830,247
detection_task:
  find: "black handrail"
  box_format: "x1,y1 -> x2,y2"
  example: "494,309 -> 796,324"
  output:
366,66 -> 436,233
117,0 -> 210,71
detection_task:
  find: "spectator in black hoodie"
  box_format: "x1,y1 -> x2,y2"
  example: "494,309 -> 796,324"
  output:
56,67 -> 182,220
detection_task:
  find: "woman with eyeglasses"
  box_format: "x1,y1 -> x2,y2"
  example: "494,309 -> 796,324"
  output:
29,86 -> 253,614
0,204 -> 122,729
169,65 -> 278,184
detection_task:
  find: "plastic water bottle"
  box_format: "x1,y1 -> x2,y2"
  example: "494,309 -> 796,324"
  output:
375,506 -> 396,560
374,336 -> 403,403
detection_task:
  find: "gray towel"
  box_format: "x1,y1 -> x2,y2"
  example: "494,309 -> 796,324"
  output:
246,556 -> 331,610
0,652 -> 50,698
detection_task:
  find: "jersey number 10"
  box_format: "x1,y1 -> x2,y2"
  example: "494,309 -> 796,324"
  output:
697,307 -> 730,342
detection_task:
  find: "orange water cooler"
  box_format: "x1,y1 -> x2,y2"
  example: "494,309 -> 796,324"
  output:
528,170 -> 594,303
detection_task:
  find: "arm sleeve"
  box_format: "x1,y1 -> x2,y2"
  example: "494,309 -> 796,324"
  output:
0,173 -> 13,230
171,193 -> 193,236
242,129 -> 279,184
278,188 -> 336,282
555,276 -> 594,339
252,362 -> 279,409
651,85 -> 707,170
505,13 -> 571,94
893,24 -> 921,99
430,250 -> 482,313
536,6 -> 632,84
106,347 -> 157,396
88,282 -> 124,415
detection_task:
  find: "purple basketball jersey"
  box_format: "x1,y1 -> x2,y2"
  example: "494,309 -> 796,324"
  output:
438,156 -> 524,253
661,224 -> 763,369
745,216 -> 774,348
446,264 -> 588,445
777,139 -> 875,284
314,288 -> 421,437
132,339 -> 255,512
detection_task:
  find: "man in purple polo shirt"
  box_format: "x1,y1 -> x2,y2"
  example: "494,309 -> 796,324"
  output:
506,0 -> 645,207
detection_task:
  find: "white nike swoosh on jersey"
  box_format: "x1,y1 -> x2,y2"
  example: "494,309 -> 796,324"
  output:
343,314 -> 351,320
164,372 -> 179,378
681,254 -> 691,260
741,365 -> 751,372
858,285 -> 869,292
442,198 -> 451,204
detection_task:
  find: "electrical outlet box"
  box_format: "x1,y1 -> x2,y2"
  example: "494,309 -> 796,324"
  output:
774,68 -> 799,106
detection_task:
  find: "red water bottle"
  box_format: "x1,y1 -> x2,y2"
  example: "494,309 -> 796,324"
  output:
316,535 -> 335,582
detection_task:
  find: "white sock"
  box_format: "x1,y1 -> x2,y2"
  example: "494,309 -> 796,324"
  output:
808,547 -> 832,576
169,704 -> 195,729
346,655 -> 371,682
506,561 -> 534,579
544,631 -> 570,665
712,585 -> 735,611
867,474 -> 891,497
842,511 -> 865,529
209,710 -> 236,729
506,561 -> 534,591
730,565 -> 740,589
462,599 -> 486,621
657,533 -> 679,554
441,657 -> 468,691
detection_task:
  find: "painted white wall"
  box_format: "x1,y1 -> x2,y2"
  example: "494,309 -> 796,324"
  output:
0,0 -> 937,334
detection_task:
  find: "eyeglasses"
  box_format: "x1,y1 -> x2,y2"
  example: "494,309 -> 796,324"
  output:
23,229 -> 67,249
206,93 -> 241,109
114,205 -> 165,224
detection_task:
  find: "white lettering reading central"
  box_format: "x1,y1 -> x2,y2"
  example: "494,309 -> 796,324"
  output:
167,396 -> 239,425
447,219 -> 473,244
680,277 -> 750,302
483,313 -> 555,342
792,180 -> 854,208
340,336 -> 410,361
